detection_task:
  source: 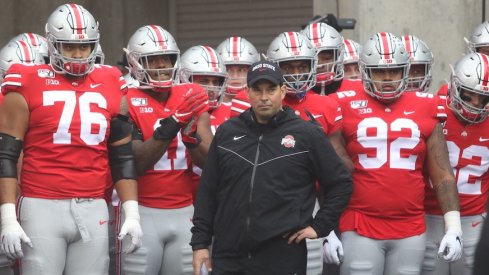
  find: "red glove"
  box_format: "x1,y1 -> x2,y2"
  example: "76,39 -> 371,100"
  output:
181,110 -> 207,149
171,88 -> 208,126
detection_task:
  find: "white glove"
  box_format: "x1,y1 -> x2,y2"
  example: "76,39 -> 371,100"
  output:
438,229 -> 463,262
438,211 -> 463,262
0,203 -> 33,259
118,200 -> 143,254
323,230 -> 343,265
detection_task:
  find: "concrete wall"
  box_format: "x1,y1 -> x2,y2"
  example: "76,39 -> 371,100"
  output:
315,0 -> 487,93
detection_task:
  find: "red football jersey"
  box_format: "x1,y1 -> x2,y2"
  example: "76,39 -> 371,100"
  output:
127,83 -> 205,209
331,90 -> 447,239
210,101 -> 231,133
1,64 -> 126,199
283,91 -> 342,135
230,90 -> 250,118
230,90 -> 341,136
425,99 -> 489,216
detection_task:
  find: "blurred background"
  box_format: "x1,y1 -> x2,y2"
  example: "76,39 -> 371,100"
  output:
0,0 -> 486,93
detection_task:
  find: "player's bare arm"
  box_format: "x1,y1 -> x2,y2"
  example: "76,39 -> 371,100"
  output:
328,130 -> 354,172
0,92 -> 29,204
187,112 -> 213,169
426,123 -> 460,213
132,135 -> 172,175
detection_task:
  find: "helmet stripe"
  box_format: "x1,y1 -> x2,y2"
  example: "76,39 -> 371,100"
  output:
16,41 -> 33,63
149,25 -> 167,49
480,53 -> 489,87
231,37 -> 240,58
311,23 -> 321,43
402,35 -> 414,59
67,4 -> 85,35
379,32 -> 392,60
26,33 -> 39,47
344,39 -> 356,59
286,32 -> 298,53
202,46 -> 219,70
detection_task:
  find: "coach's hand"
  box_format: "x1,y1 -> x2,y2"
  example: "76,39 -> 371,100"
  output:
323,230 -> 343,265
1,203 -> 33,259
193,248 -> 212,275
118,200 -> 143,254
287,226 -> 317,244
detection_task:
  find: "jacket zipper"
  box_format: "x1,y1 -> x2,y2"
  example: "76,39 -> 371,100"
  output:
246,134 -> 262,259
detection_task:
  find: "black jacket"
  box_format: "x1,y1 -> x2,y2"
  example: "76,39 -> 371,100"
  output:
190,107 -> 352,258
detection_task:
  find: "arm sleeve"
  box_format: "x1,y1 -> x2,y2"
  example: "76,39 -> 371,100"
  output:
308,126 -> 353,237
189,129 -> 221,250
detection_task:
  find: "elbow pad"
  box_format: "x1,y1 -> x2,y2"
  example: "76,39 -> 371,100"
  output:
108,115 -> 133,143
109,142 -> 137,182
0,133 -> 22,178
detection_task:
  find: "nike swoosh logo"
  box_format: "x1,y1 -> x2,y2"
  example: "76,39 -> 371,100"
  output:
233,135 -> 246,141
313,114 -> 323,118
480,137 -> 489,142
175,111 -> 192,117
99,220 -> 108,225
472,221 -> 483,227
90,83 -> 101,88
404,111 -> 415,115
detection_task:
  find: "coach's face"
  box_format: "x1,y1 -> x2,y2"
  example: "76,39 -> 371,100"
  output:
247,79 -> 286,124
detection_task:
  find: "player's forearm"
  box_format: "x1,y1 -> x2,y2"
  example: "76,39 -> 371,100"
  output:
434,178 -> 460,213
132,139 -> 170,174
0,179 -> 19,204
114,179 -> 138,203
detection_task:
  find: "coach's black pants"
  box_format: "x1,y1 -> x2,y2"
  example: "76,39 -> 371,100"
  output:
211,237 -> 307,275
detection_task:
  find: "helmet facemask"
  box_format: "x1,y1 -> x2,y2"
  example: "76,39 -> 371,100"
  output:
190,74 -> 227,109
278,59 -> 317,99
128,51 -> 179,92
360,63 -> 410,103
449,77 -> 489,123
49,39 -> 98,76
316,47 -> 344,86
224,64 -> 249,96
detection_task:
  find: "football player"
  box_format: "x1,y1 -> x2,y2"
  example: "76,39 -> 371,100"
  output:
0,4 -> 142,274
342,38 -> 362,80
423,53 -> 489,275
401,35 -> 434,93
122,25 -> 212,275
326,32 -> 461,275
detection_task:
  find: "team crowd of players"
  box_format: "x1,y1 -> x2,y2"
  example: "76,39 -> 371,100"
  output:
0,2 -> 488,275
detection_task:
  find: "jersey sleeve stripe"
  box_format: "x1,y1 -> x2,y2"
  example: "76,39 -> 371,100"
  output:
1,81 -> 21,87
4,73 -> 21,79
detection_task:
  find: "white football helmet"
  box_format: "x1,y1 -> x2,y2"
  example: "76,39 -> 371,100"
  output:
0,40 -> 44,81
342,39 -> 362,79
449,53 -> 489,123
125,25 -> 179,91
301,22 -> 344,85
45,4 -> 99,76
468,21 -> 489,53
359,32 -> 410,102
267,31 -> 316,97
179,45 -> 228,108
400,35 -> 433,93
216,36 -> 259,95
343,39 -> 361,65
9,33 -> 49,64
